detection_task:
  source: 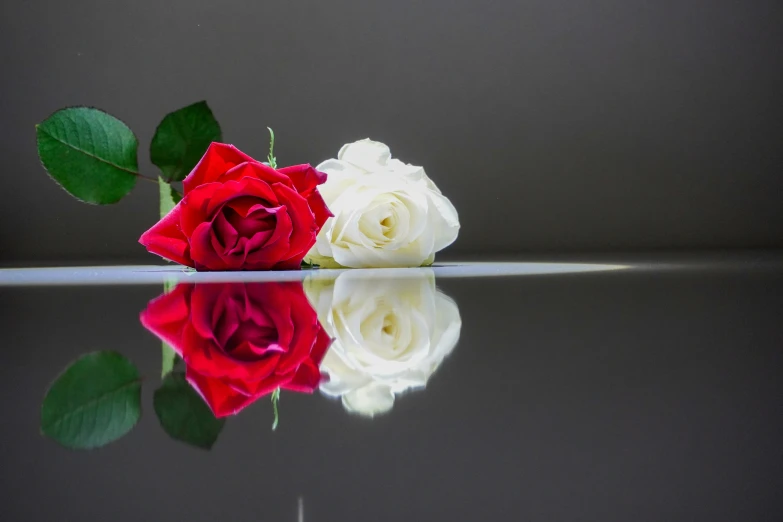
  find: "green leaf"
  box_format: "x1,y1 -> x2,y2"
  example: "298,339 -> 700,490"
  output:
36,107 -> 139,204
150,101 -> 222,182
41,351 -> 142,449
154,373 -> 225,449
158,178 -> 182,218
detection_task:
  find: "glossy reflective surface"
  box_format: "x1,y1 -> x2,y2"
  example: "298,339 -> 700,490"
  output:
1,255 -> 782,521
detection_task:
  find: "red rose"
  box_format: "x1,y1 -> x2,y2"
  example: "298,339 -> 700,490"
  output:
140,282 -> 332,417
140,142 -> 332,270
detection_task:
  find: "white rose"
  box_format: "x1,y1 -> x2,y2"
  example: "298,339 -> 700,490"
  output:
306,270 -> 461,417
305,139 -> 460,268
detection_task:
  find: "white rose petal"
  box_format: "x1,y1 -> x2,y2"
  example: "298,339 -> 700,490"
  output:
308,139 -> 460,268
342,383 -> 395,417
337,138 -> 391,172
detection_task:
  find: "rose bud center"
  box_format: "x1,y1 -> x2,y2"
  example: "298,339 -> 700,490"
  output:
210,196 -> 290,260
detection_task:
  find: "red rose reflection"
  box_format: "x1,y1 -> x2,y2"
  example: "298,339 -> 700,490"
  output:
140,282 -> 331,417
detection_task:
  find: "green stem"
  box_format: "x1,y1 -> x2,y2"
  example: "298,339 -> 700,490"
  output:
271,388 -> 280,430
158,177 -> 181,218
158,179 -> 182,377
267,127 -> 277,169
161,278 -> 179,376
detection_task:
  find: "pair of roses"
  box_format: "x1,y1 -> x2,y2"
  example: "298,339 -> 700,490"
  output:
37,104 -> 459,270
140,139 -> 460,270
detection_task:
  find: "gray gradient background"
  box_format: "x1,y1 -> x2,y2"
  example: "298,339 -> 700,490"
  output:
1,0 -> 781,264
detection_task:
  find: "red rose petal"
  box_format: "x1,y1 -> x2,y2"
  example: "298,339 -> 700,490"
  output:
213,211 -> 240,252
138,284 -> 193,354
189,284 -> 227,341
307,189 -> 333,230
225,369 -> 291,398
226,196 -> 277,220
278,164 -> 332,232
251,283 -> 295,348
278,164 -> 333,230
225,206 -> 281,253
277,164 -> 327,196
202,178 -> 277,220
182,143 -> 258,194
186,369 -> 257,418
243,210 -> 292,270
219,161 -> 293,191
280,359 -> 321,393
277,309 -> 319,374
310,324 -> 334,366
138,203 -> 193,267
190,222 -> 228,271
230,340 -> 285,361
182,322 -> 282,383
179,182 -> 221,237
272,183 -> 318,265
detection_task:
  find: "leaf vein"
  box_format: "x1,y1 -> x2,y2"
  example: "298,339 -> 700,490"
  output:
43,380 -> 140,430
39,125 -> 139,176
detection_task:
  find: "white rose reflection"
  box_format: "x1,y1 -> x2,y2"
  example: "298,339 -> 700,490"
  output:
305,271 -> 461,417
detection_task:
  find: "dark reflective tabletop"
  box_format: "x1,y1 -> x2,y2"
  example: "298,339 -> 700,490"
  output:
1,254 -> 782,521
